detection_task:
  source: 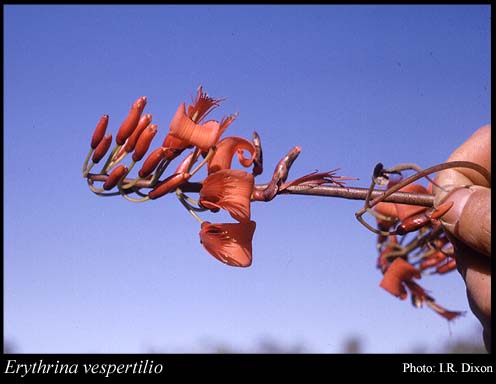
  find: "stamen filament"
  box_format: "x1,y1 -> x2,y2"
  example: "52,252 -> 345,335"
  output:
82,148 -> 94,173
176,188 -> 204,224
189,147 -> 216,177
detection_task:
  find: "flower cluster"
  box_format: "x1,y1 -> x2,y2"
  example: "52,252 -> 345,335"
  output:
370,179 -> 463,321
82,87 -> 467,322
82,87 -> 350,267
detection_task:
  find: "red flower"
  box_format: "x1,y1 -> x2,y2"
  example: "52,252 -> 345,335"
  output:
166,88 -> 236,152
207,136 -> 256,174
199,221 -> 256,267
379,258 -> 421,299
168,103 -> 235,152
200,169 -> 254,222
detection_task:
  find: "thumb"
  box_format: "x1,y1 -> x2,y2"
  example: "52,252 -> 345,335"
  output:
437,185 -> 491,257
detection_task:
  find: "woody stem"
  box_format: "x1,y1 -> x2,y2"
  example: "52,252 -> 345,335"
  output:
85,173 -> 435,207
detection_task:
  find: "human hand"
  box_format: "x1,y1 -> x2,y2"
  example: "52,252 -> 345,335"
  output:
433,125 -> 491,351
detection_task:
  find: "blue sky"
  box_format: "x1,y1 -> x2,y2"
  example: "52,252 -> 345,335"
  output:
4,5 -> 490,353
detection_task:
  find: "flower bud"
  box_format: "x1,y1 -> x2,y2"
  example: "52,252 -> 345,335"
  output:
148,172 -> 189,200
92,134 -> 112,163
124,113 -> 152,153
116,96 -> 147,145
138,147 -> 166,178
90,115 -> 109,149
103,165 -> 128,190
132,124 -> 158,162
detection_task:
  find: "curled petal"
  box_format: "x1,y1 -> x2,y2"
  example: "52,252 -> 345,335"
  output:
91,115 -> 109,149
124,113 -> 153,153
200,169 -> 254,222
200,221 -> 256,267
207,136 -> 256,174
380,258 -> 421,300
92,134 -> 112,163
169,103 -> 224,152
103,165 -> 128,190
116,96 -> 147,145
132,124 -> 157,162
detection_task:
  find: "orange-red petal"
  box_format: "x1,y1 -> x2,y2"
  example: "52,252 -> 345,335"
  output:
207,136 -> 256,174
169,103 -> 223,152
200,169 -> 254,222
199,221 -> 256,267
380,258 -> 421,300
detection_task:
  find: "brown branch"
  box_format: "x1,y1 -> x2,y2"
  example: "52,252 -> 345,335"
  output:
85,173 -> 434,207
87,160 -> 488,208
271,185 -> 434,207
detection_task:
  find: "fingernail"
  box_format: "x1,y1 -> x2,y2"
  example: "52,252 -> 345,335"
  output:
438,187 -> 472,228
